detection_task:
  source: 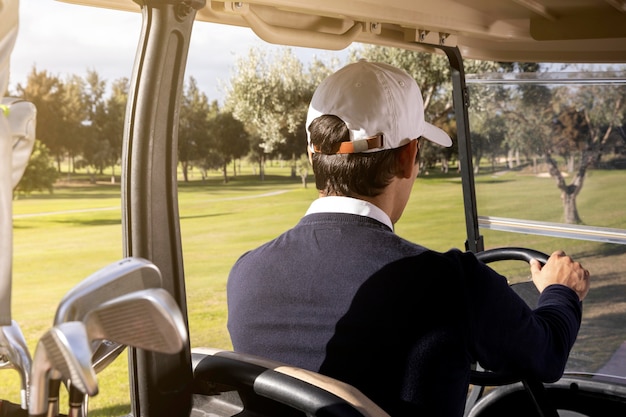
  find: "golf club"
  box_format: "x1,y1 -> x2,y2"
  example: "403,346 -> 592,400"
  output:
28,322 -> 98,417
74,341 -> 127,417
54,257 -> 162,324
46,257 -> 163,417
67,288 -> 188,417
0,320 -> 32,409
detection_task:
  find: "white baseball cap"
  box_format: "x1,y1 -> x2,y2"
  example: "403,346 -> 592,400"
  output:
306,60 -> 452,154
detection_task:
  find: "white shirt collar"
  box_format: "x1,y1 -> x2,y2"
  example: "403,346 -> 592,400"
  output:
305,196 -> 394,231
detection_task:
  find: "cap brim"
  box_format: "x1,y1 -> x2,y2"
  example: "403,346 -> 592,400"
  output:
423,123 -> 453,147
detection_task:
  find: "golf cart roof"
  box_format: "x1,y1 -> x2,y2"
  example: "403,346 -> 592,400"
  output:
60,0 -> 626,63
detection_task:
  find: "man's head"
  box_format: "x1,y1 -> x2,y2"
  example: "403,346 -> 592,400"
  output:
306,60 -> 451,197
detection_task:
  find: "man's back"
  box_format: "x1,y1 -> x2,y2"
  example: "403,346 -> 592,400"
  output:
230,212 -> 485,416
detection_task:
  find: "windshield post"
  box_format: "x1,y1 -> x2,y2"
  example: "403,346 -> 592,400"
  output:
122,1 -> 205,416
436,45 -> 484,253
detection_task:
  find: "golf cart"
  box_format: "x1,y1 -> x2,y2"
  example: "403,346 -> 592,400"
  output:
3,0 -> 626,416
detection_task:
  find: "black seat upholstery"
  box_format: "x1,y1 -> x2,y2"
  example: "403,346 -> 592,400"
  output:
190,347 -> 391,417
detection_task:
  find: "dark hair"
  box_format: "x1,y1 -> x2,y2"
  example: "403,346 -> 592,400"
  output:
308,115 -> 405,197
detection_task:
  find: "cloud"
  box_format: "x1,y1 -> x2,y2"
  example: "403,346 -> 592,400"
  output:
9,0 -> 349,103
9,0 -> 266,102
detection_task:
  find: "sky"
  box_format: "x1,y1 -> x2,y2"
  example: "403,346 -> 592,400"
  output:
8,0 -> 350,104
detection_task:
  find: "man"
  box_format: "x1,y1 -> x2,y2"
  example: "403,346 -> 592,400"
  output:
227,60 -> 590,416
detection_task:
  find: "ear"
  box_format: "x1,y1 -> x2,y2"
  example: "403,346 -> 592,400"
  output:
397,139 -> 419,179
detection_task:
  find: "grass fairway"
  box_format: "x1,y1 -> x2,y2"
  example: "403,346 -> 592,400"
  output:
3,165 -> 626,415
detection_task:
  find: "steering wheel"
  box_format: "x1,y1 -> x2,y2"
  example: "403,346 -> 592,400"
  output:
466,247 -> 558,417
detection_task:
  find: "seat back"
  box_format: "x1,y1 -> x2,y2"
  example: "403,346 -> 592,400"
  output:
191,347 -> 391,417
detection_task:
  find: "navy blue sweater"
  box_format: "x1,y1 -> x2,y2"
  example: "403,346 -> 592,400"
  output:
227,213 -> 582,416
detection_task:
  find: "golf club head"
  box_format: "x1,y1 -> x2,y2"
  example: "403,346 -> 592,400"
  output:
54,257 -> 162,324
68,289 -> 187,417
83,288 -> 188,354
91,340 -> 126,374
0,358 -> 14,369
0,320 -> 32,409
67,342 -> 126,417
29,322 -> 98,417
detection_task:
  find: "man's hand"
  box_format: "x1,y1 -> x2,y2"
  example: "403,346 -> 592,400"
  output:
530,250 -> 590,301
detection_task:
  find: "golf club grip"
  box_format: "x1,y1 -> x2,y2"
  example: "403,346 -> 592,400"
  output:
46,379 -> 61,417
68,385 -> 85,417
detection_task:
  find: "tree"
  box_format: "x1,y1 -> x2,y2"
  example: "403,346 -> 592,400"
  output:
225,48 -> 321,179
296,154 -> 310,188
470,113 -> 506,173
60,74 -> 89,177
14,140 -> 58,195
100,77 -> 129,181
545,82 -> 625,223
483,65 -> 626,224
207,111 -> 250,183
80,70 -> 115,178
16,67 -> 67,171
178,77 -> 216,182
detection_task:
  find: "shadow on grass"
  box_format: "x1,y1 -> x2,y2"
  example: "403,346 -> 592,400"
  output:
178,174 -> 303,190
89,404 -> 131,417
16,182 -> 121,201
180,213 -> 231,221
578,243 -> 626,259
53,218 -> 121,227
474,178 -> 515,184
585,279 -> 626,305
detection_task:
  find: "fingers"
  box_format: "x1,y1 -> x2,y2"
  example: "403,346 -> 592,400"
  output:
576,262 -> 591,301
547,250 -> 591,301
530,250 -> 591,301
529,258 -> 542,275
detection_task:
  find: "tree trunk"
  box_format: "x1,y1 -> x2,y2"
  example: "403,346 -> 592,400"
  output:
562,188 -> 582,224
546,152 -> 586,224
473,148 -> 482,174
67,154 -> 73,180
259,154 -> 265,181
87,168 -> 96,184
441,157 -> 449,174
222,163 -> 229,184
181,161 -> 189,182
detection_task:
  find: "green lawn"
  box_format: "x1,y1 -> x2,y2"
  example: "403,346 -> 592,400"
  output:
3,165 -> 626,415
